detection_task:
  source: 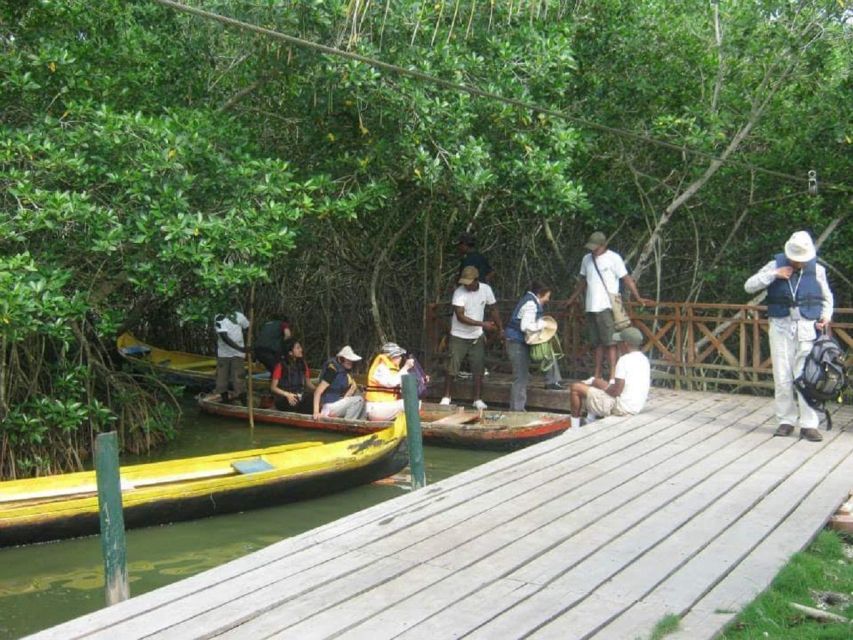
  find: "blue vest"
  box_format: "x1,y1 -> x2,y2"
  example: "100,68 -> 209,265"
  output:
505,292 -> 542,343
766,253 -> 822,320
320,358 -> 351,405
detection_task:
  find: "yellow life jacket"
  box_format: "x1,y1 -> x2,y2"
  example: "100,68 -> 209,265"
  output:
364,354 -> 401,403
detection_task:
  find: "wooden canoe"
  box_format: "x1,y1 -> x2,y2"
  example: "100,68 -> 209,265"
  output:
116,332 -> 267,390
0,416 -> 408,547
198,397 -> 572,451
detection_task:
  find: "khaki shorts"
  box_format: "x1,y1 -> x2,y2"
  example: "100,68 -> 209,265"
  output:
584,386 -> 627,417
586,310 -> 616,347
448,334 -> 486,376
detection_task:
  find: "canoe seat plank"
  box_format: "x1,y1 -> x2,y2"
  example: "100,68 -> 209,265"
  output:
232,459 -> 276,475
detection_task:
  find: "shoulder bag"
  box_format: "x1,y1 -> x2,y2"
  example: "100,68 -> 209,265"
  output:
591,256 -> 632,330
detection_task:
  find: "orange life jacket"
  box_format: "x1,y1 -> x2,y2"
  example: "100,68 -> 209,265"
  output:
364,354 -> 401,403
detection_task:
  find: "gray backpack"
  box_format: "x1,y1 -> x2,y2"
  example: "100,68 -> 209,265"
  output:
793,334 -> 848,430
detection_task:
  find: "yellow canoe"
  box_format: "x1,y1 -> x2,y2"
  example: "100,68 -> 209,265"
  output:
116,332 -> 267,390
0,415 -> 408,547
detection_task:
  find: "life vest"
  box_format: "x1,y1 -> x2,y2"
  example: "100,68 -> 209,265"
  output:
364,354 -> 402,403
505,292 -> 542,343
320,358 -> 352,405
273,358 -> 308,393
766,253 -> 822,320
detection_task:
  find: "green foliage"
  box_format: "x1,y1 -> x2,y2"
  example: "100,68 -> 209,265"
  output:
721,530 -> 853,639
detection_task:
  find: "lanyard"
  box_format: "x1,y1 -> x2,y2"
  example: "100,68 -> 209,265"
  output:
787,270 -> 802,301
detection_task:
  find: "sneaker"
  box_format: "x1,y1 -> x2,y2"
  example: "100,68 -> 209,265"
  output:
439,396 -> 452,406
473,399 -> 488,411
582,377 -> 595,385
484,368 -> 490,377
545,382 -> 564,391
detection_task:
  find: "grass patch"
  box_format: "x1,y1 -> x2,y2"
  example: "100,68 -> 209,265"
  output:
720,529 -> 853,639
648,613 -> 680,639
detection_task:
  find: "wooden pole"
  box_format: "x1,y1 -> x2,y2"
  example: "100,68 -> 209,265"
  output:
401,374 -> 426,489
247,282 -> 255,430
95,432 -> 130,605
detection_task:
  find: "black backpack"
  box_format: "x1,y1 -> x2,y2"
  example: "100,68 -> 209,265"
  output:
793,334 -> 848,430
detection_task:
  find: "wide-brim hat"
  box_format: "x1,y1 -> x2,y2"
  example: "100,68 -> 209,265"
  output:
336,345 -> 362,361
381,342 -> 407,359
525,315 -> 558,345
784,230 -> 816,263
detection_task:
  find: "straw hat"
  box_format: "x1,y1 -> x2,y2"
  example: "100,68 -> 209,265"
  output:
525,315 -> 558,345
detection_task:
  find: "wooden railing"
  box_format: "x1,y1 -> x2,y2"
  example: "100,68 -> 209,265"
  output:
425,301 -> 853,395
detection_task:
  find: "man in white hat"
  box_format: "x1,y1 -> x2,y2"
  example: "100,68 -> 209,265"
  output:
440,265 -> 502,411
568,327 -> 650,427
567,231 -> 653,383
312,345 -> 365,420
745,230 -> 834,442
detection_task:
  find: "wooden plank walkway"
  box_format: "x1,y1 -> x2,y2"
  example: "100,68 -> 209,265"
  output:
29,390 -> 853,640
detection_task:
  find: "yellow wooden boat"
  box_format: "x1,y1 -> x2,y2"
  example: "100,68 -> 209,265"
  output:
116,332 -> 267,390
0,415 -> 408,547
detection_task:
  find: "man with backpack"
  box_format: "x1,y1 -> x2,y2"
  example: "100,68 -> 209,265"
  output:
744,231 -> 834,442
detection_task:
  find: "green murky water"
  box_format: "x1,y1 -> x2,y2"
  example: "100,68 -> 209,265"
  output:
0,403 -> 501,639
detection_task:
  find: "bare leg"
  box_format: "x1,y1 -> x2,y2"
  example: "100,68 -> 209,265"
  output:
593,345 -> 604,379
570,382 -> 588,417
607,345 -> 618,379
473,374 -> 483,401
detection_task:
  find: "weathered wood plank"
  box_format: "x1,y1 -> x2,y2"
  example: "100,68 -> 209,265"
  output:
598,430 -> 853,639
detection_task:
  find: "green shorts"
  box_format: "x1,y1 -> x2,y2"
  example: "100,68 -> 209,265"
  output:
586,310 -> 616,347
448,334 -> 486,377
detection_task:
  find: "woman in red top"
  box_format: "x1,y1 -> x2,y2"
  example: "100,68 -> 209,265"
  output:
270,339 -> 315,413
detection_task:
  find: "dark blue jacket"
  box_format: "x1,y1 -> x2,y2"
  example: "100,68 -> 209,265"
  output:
766,253 -> 822,320
505,292 -> 542,343
320,358 -> 351,404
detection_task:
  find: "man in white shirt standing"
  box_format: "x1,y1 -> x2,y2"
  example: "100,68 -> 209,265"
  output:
568,327 -> 650,428
744,230 -> 833,442
440,266 -> 503,410
567,231 -> 652,382
206,310 -> 250,404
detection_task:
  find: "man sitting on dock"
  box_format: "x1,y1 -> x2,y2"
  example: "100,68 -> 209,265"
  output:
568,327 -> 650,429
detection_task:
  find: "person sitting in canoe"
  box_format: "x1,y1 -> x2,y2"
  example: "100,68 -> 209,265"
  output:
270,338 -> 315,413
312,346 -> 366,420
365,342 -> 418,422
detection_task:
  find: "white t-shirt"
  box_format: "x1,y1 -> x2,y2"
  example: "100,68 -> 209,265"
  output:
451,283 -> 497,340
614,350 -> 650,415
214,312 -> 250,358
579,250 -> 629,313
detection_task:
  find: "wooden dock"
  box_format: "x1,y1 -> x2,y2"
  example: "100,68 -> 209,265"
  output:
30,390 -> 853,640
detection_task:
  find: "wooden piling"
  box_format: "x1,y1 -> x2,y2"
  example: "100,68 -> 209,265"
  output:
94,431 -> 130,605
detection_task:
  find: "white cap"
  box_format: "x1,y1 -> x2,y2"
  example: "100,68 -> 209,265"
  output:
336,345 -> 362,361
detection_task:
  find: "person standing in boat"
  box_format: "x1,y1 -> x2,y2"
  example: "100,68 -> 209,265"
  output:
505,282 -> 564,411
439,266 -> 502,411
456,231 -> 496,286
206,310 -> 250,404
744,230 -> 833,442
270,338 -> 315,413
312,346 -> 365,420
254,317 -> 292,374
365,342 -> 417,421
